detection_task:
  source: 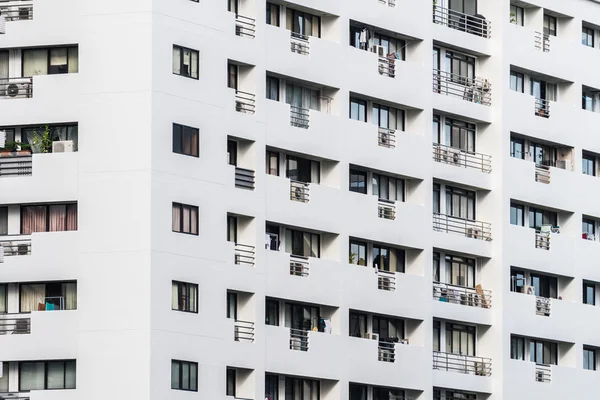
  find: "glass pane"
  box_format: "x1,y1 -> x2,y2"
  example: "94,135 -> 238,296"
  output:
171,361 -> 179,389
172,47 -> 181,75
20,362 -> 45,391
47,361 -> 66,389
23,49 -> 48,76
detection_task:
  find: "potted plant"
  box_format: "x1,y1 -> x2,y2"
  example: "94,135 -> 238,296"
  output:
31,124 -> 52,153
17,142 -> 31,156
0,141 -> 17,157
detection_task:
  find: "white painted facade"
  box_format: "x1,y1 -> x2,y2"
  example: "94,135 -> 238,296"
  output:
2,0 -> 600,399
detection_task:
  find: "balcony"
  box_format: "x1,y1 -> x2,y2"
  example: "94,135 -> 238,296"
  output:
234,90 -> 255,114
289,328 -> 309,351
234,167 -> 255,190
290,32 -> 310,56
534,164 -> 550,184
0,0 -> 33,22
534,31 -> 550,53
377,56 -> 396,78
433,351 -> 491,377
377,200 -> 396,220
432,143 -> 491,173
234,319 -> 255,342
290,180 -> 309,202
432,4 -> 491,39
0,313 -> 31,334
290,106 -> 310,129
290,255 -> 309,277
0,154 -> 32,177
0,77 -> 32,99
433,282 -> 491,309
432,213 -> 492,241
377,270 -> 396,291
535,364 -> 551,383
378,127 -> 396,149
535,296 -> 551,317
433,70 -> 491,106
0,235 -> 32,261
534,98 -> 550,118
234,14 -> 255,38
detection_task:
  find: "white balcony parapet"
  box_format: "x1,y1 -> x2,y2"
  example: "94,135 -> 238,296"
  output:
433,143 -> 492,173
432,213 -> 492,241
433,351 -> 492,376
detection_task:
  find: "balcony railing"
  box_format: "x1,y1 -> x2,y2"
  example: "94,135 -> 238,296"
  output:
432,4 -> 491,38
234,167 -> 255,190
234,243 -> 256,266
432,213 -> 492,241
433,282 -> 492,308
377,200 -> 396,220
290,180 -> 309,202
534,164 -> 550,184
0,155 -> 32,176
0,395 -> 29,400
433,70 -> 491,106
0,77 -> 32,99
235,90 -> 255,114
535,296 -> 551,316
290,106 -> 309,129
534,98 -> 550,118
378,127 -> 396,149
0,313 -> 31,334
234,319 -> 255,342
377,270 -> 396,291
290,255 -> 309,277
378,341 -> 396,362
378,57 -> 395,78
289,328 -> 309,351
235,14 -> 255,38
433,351 -> 492,376
535,232 -> 550,250
534,31 -> 550,52
378,0 -> 395,6
433,144 -> 492,173
0,0 -> 33,22
535,363 -> 551,382
290,32 -> 309,55
0,235 -> 31,261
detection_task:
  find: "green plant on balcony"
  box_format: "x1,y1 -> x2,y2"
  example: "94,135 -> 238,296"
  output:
31,124 -> 52,153
510,12 -> 516,24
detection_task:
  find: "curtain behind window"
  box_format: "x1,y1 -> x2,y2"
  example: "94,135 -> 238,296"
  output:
20,284 -> 46,312
172,47 -> 181,75
49,205 -> 66,231
66,204 -> 77,231
68,48 -> 78,73
172,204 -> 181,232
63,283 -> 77,310
19,362 -> 45,391
21,206 -> 47,234
0,51 -> 8,80
49,48 -> 68,74
0,206 -> 7,235
0,285 -> 6,314
23,49 -> 48,77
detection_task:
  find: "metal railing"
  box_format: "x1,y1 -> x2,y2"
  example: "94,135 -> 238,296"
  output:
433,70 -> 491,106
0,1 -> 33,21
432,213 -> 492,241
433,282 -> 492,308
534,164 -> 550,184
235,14 -> 255,38
377,270 -> 396,291
289,328 -> 309,351
290,255 -> 309,277
378,127 -> 396,149
534,31 -> 550,52
0,313 -> 31,334
290,105 -> 309,128
0,236 -> 31,260
433,143 -> 492,173
234,319 -> 255,342
290,32 -> 309,55
234,243 -> 255,266
432,4 -> 491,38
535,296 -> 551,316
378,57 -> 395,78
0,394 -> 30,400
378,200 -> 396,220
290,180 -> 309,202
535,232 -> 550,250
235,90 -> 255,114
534,98 -> 550,118
234,167 -> 255,190
0,155 -> 32,176
378,0 -> 395,6
432,351 -> 492,376
378,341 -> 396,362
535,363 -> 551,382
0,77 -> 32,99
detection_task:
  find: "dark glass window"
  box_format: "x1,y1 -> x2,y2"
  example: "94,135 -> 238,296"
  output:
286,155 -> 319,184
173,123 -> 199,157
448,0 -> 476,15
349,169 -> 367,194
544,15 -> 557,36
227,291 -> 237,319
285,9 -> 321,38
19,360 -> 76,391
349,311 -> 366,337
583,153 -> 596,176
22,47 -> 78,76
21,204 -> 78,234
445,186 -> 476,220
373,103 -> 405,131
583,27 -> 595,47
373,315 -> 404,341
443,118 -> 475,151
372,387 -> 405,400
372,245 -> 405,273
172,202 -> 199,235
227,139 -> 237,166
510,5 -> 524,26
350,98 -> 367,122
444,254 -> 475,287
529,207 -> 557,230
226,368 -> 236,397
510,137 -> 524,159
511,336 -> 525,360
171,360 -> 198,391
265,374 -> 279,400
285,229 -> 320,258
510,71 -> 524,93
433,320 -> 440,352
227,216 -> 237,243
349,383 -> 367,400
266,151 -> 279,176
266,76 -> 279,101
432,114 -> 440,143
284,377 -> 320,400
510,203 -> 524,226
510,268 -> 525,293
227,62 -> 238,90
265,299 -> 279,326
173,45 -> 199,79
529,339 -> 557,365
583,218 -> 595,239
172,281 -> 198,313
349,240 -> 367,266
584,282 -> 596,305
530,274 -> 558,298
445,323 -> 475,356
372,174 -> 405,202
266,3 -> 280,26
445,51 -> 475,83
433,183 -> 440,213
583,92 -> 595,111
584,347 -> 597,370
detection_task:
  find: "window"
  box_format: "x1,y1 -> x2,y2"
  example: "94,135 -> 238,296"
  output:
285,377 -> 320,400
510,5 -> 524,26
19,282 -> 77,312
510,268 -> 525,293
372,174 -> 405,202
373,244 -> 405,273
0,362 -> 7,392
373,387 -> 404,400
349,383 -> 367,400
227,62 -> 238,90
284,302 -> 319,330
286,83 -> 320,111
583,153 -> 596,176
444,255 -> 475,287
0,206 -> 7,235
286,9 -> 320,38
172,123 -> 199,157
433,320 -> 440,352
171,360 -> 198,391
530,141 -> 556,166
227,216 -> 237,243
227,291 -> 237,319
265,374 -> 279,400
227,0 -> 238,13
530,274 -> 557,298
19,360 -> 76,391
350,98 -> 367,122
529,339 -> 557,365
266,2 -> 280,26
584,347 -> 597,370
349,311 -> 366,337
349,240 -> 367,266
584,282 -> 596,305
285,229 -> 320,258
266,151 -> 279,176
433,183 -> 440,214
543,15 -> 557,37
583,218 -> 596,239
373,103 -> 404,131
266,224 -> 279,251
432,114 -> 440,143
433,252 -> 440,282
583,91 -> 595,112
226,368 -> 236,396
448,0 -> 476,15
266,76 -> 279,101
445,186 -> 475,220
286,155 -> 319,183
349,169 -> 367,194
583,27 -> 595,47
227,139 -> 237,166
445,51 -> 475,84
443,118 -> 475,152
265,299 -> 279,326
22,47 -> 78,76
510,71 -> 524,93
21,204 -> 77,234
372,33 -> 406,60
446,323 -> 475,356
173,45 -> 199,79
172,281 -> 198,313
510,137 -> 524,159
172,203 -> 199,235
529,207 -> 557,230
372,315 -> 404,341
21,124 -> 79,151
510,203 -> 524,226
511,336 -> 525,360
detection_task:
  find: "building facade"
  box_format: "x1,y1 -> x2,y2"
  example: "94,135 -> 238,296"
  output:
1,0 -> 600,399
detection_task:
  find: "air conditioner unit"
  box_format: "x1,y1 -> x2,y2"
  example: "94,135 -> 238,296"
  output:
5,82 -> 30,98
523,285 -> 535,296
372,45 -> 386,57
52,140 -> 74,153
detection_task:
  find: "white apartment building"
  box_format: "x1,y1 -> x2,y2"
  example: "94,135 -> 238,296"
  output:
3,0 -> 600,399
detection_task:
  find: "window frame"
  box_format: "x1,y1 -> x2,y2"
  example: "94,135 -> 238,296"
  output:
372,173 -> 405,203
172,280 -> 198,313
19,360 -> 76,391
510,202 -> 524,226
172,123 -> 199,157
172,45 -> 199,80
20,203 -> 78,234
543,15 -> 557,37
172,202 -> 199,235
266,76 -> 280,101
349,97 -> 367,122
171,359 -> 198,392
266,2 -> 280,27
510,137 -> 525,159
349,169 -> 367,194
583,26 -> 595,47
510,71 -> 524,93
510,5 -> 524,26
583,153 -> 596,176
511,336 -> 525,360
584,347 -> 597,371
226,367 -> 236,397
265,298 -> 280,326
21,46 -> 78,77
266,150 -> 280,176
349,240 -> 367,267
529,339 -> 558,365
584,282 -> 596,306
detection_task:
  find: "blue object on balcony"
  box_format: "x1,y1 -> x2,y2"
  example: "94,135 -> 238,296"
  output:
45,302 -> 55,311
